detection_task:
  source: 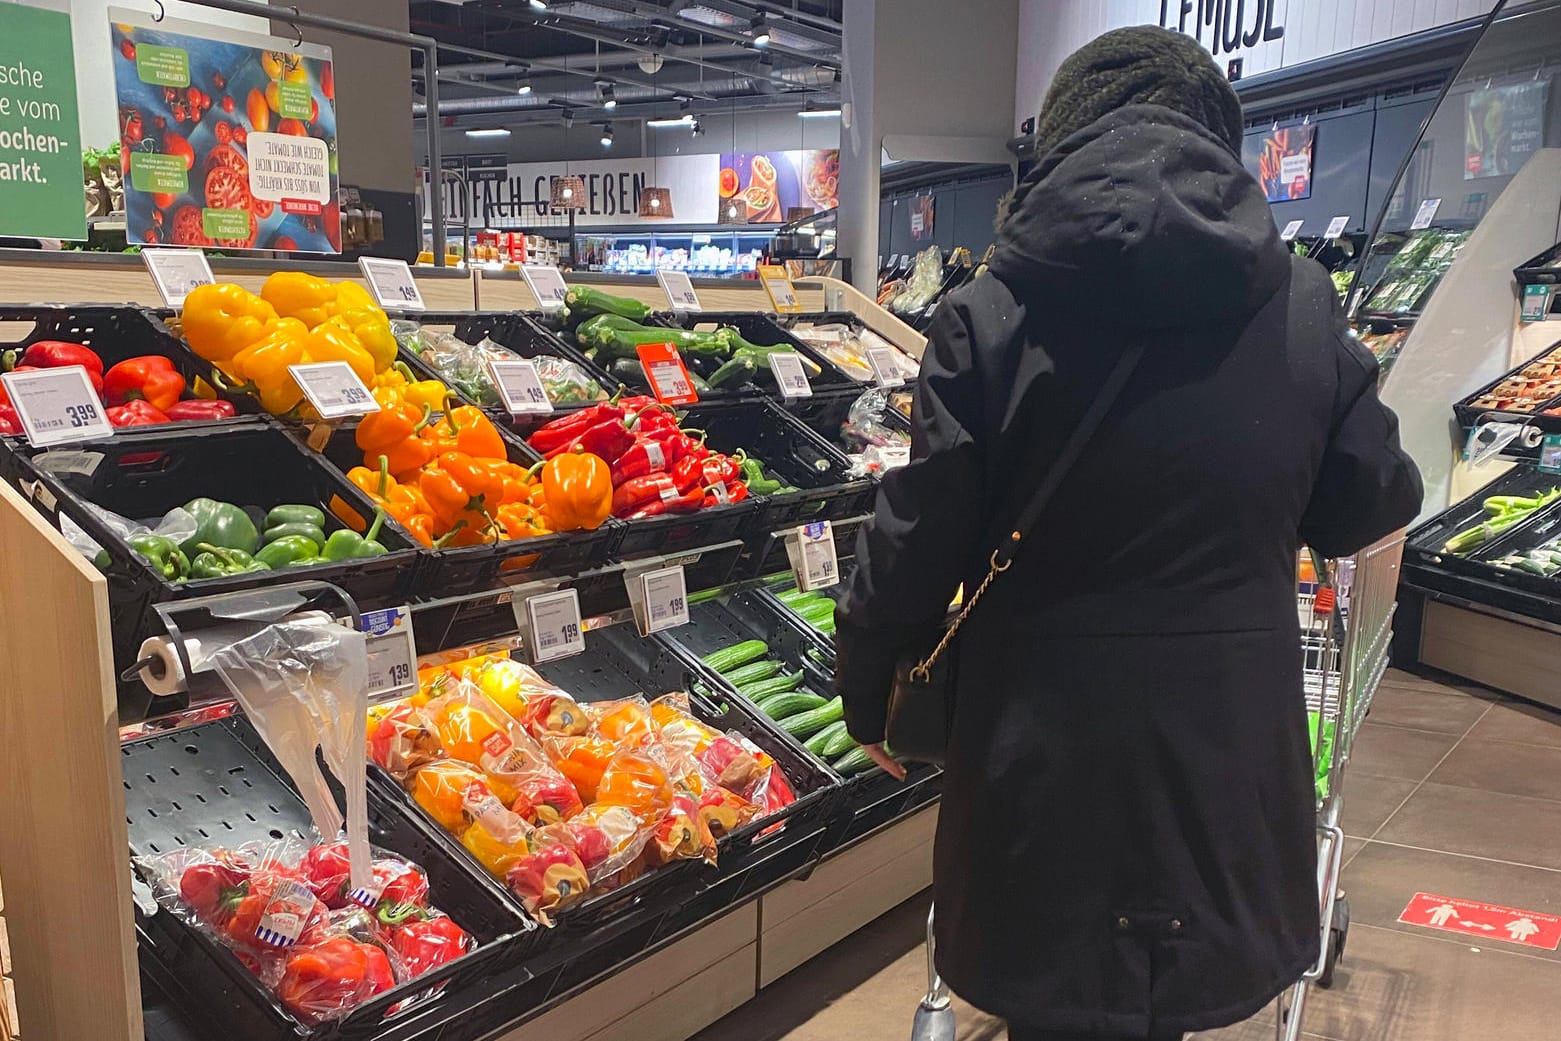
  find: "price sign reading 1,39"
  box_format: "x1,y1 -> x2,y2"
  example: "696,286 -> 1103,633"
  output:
358,257 -> 426,311
362,605 -> 418,700
289,362 -> 382,419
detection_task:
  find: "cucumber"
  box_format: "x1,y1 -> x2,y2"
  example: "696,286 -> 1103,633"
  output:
754,690 -> 826,719
703,640 -> 768,674
778,696 -> 844,738
832,746 -> 874,775
819,723 -> 857,759
564,286 -> 651,323
796,600 -> 836,624
805,720 -> 850,756
737,671 -> 804,702
723,659 -> 783,686
775,587 -> 813,606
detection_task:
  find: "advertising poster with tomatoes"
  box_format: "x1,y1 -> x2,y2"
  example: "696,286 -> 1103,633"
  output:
717,150 -> 838,224
109,9 -> 340,252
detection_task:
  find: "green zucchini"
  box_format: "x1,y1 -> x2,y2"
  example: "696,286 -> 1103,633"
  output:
575,313 -> 651,342
594,327 -> 729,360
564,286 -> 650,323
737,671 -> 804,702
706,352 -> 758,389
778,696 -> 844,738
703,640 -> 768,674
754,690 -> 826,719
805,719 -> 849,756
820,723 -> 857,758
832,745 -> 874,774
723,659 -> 784,686
775,587 -> 814,606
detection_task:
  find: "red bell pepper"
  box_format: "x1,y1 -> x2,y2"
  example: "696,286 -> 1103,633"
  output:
673,452 -> 743,495
510,774 -> 585,825
0,403 -> 20,436
103,355 -> 187,410
106,400 -> 172,427
388,914 -> 470,978
8,340 -> 104,378
164,398 -> 239,421
277,935 -> 395,1023
555,819 -> 613,873
504,842 -> 589,920
179,851 -> 252,919
222,871 -> 325,950
300,841 -> 430,911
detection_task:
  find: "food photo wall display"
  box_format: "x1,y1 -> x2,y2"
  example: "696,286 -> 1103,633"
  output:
717,150 -> 839,225
110,7 -> 340,253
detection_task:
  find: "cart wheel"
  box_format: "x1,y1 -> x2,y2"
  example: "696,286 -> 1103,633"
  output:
1319,895 -> 1350,989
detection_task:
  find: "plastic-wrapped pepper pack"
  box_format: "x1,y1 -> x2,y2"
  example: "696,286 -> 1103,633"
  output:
368,657 -> 797,924
136,837 -> 473,1026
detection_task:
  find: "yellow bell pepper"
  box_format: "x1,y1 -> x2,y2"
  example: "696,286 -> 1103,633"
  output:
224,318 -> 309,414
330,280 -> 378,315
260,271 -> 336,328
374,365 -> 410,391
402,372 -> 451,413
307,321 -> 377,386
182,283 -> 278,363
329,306 -> 398,373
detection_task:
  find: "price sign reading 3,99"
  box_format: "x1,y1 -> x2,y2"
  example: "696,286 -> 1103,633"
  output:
289,362 -> 382,419
1,367 -> 115,447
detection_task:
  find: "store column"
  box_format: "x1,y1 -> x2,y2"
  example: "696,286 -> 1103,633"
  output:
838,0 -> 1020,293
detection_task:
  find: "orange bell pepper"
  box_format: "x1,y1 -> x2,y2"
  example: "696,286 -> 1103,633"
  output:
449,404 -> 507,459
547,735 -> 617,804
596,750 -> 674,822
420,452 -> 505,534
538,447 -> 612,531
496,502 -> 550,541
479,458 -> 532,505
357,395 -> 433,478
412,760 -> 492,832
592,699 -> 654,746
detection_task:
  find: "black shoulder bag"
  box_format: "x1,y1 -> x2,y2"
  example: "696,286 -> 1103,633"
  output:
885,342 -> 1146,765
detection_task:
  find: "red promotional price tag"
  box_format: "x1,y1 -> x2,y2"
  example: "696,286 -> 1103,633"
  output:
636,342 -> 699,405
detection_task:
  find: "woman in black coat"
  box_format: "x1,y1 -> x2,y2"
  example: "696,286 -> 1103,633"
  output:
835,26 -> 1422,1041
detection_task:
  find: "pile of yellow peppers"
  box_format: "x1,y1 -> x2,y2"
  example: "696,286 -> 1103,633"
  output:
180,273 -> 447,417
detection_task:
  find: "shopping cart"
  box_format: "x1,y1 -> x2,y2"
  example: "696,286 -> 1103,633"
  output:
1276,531 -> 1406,1041
910,531 -> 1407,1041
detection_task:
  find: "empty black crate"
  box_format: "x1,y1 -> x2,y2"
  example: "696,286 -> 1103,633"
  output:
13,424 -> 420,716
126,714 -> 537,1041
308,421 -> 618,595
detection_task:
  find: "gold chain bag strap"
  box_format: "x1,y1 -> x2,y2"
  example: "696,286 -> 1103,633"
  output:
885,342 -> 1146,765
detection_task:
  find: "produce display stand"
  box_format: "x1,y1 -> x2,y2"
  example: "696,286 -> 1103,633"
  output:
0,256 -> 935,1041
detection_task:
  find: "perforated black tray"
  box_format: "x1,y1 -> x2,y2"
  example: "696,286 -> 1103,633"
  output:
125,714 -> 537,1041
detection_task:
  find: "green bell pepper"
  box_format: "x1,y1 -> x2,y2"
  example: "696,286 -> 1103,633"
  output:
128,533 -> 190,581
254,534 -> 320,569
177,498 -> 259,557
264,504 -> 326,530
320,509 -> 389,561
189,543 -> 272,578
262,522 -> 326,548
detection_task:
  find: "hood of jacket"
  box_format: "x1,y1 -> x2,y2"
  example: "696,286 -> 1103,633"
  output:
989,104 -> 1290,331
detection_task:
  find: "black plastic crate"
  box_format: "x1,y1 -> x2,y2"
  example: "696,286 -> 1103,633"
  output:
12,424 -> 421,717
662,311 -> 855,398
1459,497 -> 1561,598
779,311 -> 922,387
1405,464 -> 1561,578
1515,241 -> 1561,285
738,512 -> 871,582
125,714 -> 538,1041
1452,337 -> 1561,433
308,421 -> 619,595
774,384 -> 912,463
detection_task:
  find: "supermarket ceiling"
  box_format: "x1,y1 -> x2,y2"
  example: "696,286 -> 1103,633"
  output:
409,0 -> 844,129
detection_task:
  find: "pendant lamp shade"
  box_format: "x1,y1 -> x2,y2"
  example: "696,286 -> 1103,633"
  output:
551,175 -> 587,210
638,186 -> 674,219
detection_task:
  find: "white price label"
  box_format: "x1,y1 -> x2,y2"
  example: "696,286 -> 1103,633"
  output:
639,565 -> 689,633
1324,215 -> 1350,239
767,351 -> 813,399
1410,198 -> 1441,230
362,605 -> 418,699
523,588 -> 585,663
790,520 -> 839,592
1,367 -> 114,447
521,265 -> 571,311
488,357 -> 554,415
880,444 -> 911,469
866,346 -> 906,388
142,248 -> 214,307
1279,219 -> 1305,241
289,362 -> 381,419
656,270 -> 702,312
358,258 -> 426,311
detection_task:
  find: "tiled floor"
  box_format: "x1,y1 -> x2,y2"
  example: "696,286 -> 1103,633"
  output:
694,669 -> 1561,1041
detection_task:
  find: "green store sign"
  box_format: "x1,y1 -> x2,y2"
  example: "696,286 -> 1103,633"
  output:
0,3 -> 86,240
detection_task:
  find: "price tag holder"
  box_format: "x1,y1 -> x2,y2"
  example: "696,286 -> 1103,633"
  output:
1279,219 -> 1305,241
1521,284 -> 1554,323
1410,198 -> 1442,230
627,565 -> 689,635
521,588 -> 586,663
358,257 -> 426,311
142,247 -> 214,308
488,357 -> 554,415
362,605 -> 418,700
767,351 -> 813,399
785,521 -> 839,592
636,342 -> 699,404
656,269 -> 702,313
1324,215 -> 1350,240
1,367 -> 114,447
758,263 -> 801,314
289,362 -> 381,419
521,265 -> 570,312
867,346 -> 906,388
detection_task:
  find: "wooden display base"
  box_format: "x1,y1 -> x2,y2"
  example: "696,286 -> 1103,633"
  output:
1418,599 -> 1561,712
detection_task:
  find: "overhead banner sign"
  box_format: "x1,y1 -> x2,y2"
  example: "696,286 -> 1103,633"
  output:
0,1 -> 87,240
429,154 -> 718,229
716,150 -> 838,224
109,8 -> 341,252
1465,79 -> 1551,179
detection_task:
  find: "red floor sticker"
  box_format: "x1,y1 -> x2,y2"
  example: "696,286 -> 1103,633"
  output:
1399,892 -> 1561,950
